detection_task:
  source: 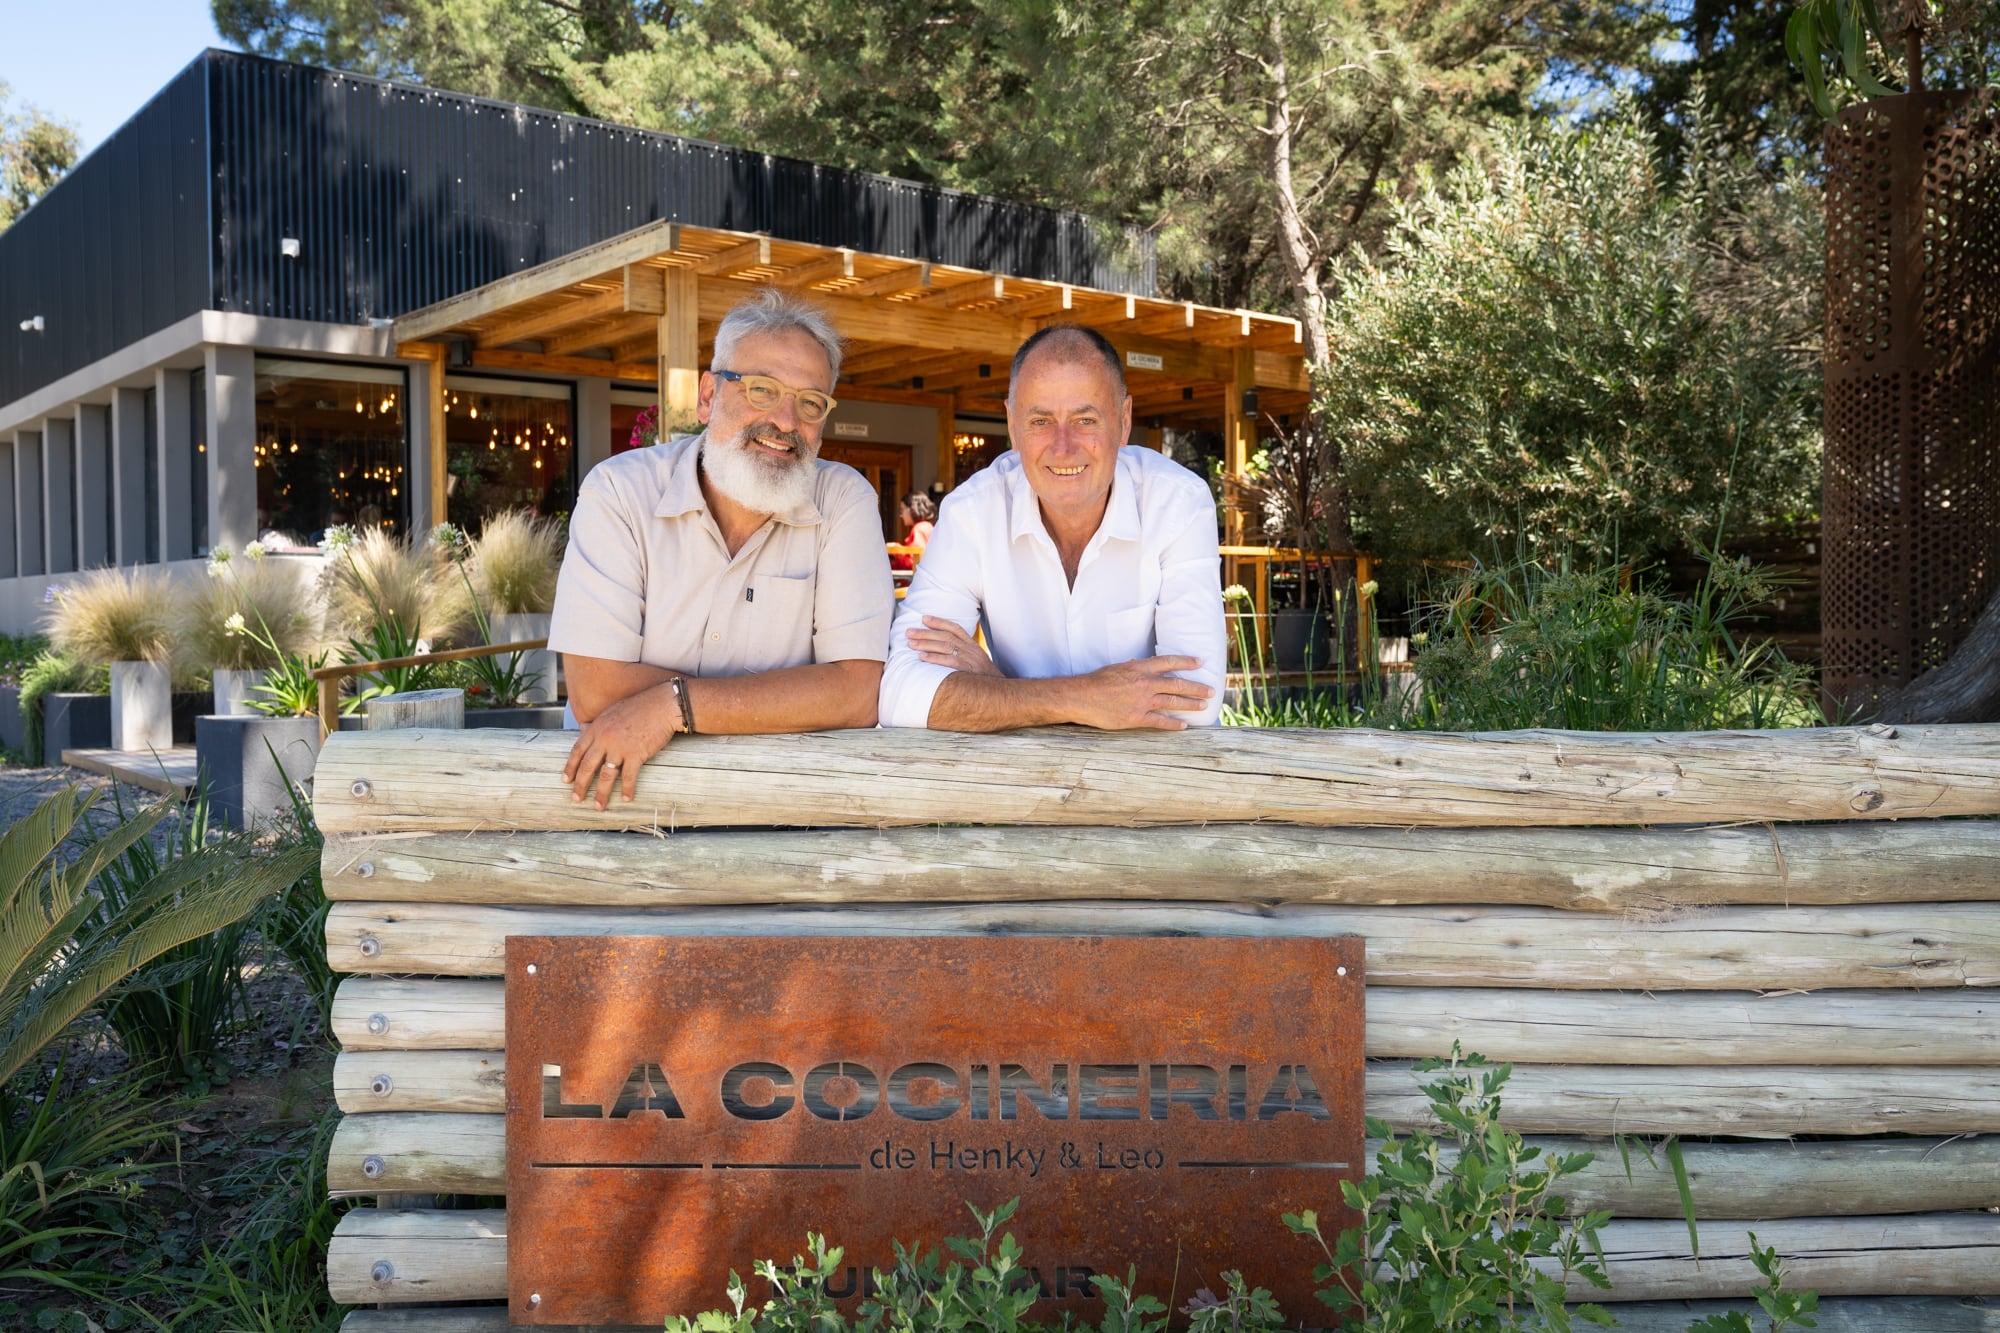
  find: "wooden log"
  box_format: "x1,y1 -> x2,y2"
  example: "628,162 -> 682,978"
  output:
308,723 -> 2000,834
320,1211 -> 2000,1304
326,1207 -> 506,1305
365,689 -> 465,730
324,899 -> 2000,990
333,1052 -> 2000,1136
1570,1214 -> 2000,1300
319,819 -> 2000,909
1605,1297 -> 2000,1331
341,1312 -> 507,1333
326,1113 -> 2000,1217
329,977 -> 2000,1065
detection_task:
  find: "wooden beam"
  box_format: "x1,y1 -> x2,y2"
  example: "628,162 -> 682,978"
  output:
770,248 -> 855,288
1007,284 -> 1075,319
1253,348 -> 1310,392
837,262 -> 932,299
325,1116 -> 2000,1219
839,345 -> 946,379
850,350 -> 966,388
937,389 -> 958,491
1224,344 -> 1255,543
311,724 -> 2000,835
620,264 -> 665,314
466,349 -> 655,385
393,220 -> 679,343
908,275 -> 1006,309
658,268 -> 700,429
542,312 -> 653,358
1128,299 -> 1199,336
324,899 -> 2000,990
830,382 -> 956,411
691,236 -> 771,277
474,287 -> 626,350
916,361 -> 1007,394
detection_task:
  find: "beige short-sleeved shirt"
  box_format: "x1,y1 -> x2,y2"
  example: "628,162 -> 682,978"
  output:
549,432 -> 895,676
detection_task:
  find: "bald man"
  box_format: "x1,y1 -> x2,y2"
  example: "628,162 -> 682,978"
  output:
878,325 -> 1224,732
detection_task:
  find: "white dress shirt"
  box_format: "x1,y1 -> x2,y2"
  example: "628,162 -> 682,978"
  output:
879,446 -> 1226,728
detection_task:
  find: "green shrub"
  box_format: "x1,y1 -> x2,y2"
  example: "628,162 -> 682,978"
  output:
18,651 -> 104,765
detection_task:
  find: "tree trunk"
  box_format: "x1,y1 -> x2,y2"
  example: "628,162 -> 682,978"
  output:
1877,583 -> 2000,723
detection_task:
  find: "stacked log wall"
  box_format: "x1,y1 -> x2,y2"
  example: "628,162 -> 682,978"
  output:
313,726 -> 2000,1331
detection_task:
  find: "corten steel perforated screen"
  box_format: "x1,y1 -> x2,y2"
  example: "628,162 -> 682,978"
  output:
1822,90 -> 2000,712
505,935 -> 1365,1329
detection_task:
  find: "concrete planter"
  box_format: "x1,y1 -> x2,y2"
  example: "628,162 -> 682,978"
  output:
195,714 -> 322,828
110,660 -> 173,751
0,684 -> 22,755
44,692 -> 111,764
464,704 -> 568,730
489,611 -> 556,704
212,668 -> 270,717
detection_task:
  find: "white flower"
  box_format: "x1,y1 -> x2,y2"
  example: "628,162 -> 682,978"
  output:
1359,580 -> 1379,598
243,540 -> 267,560
1411,632 -> 1429,645
42,584 -> 60,604
224,612 -> 248,635
1222,584 -> 1252,605
210,544 -> 232,565
429,521 -> 468,559
321,524 -> 356,554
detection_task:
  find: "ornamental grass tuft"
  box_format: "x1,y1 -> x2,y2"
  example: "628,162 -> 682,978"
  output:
470,508 -> 564,617
43,567 -> 174,665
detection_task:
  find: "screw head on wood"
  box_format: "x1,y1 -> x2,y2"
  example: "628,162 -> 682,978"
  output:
372,1260 -> 395,1283
1337,966 -> 1348,977
350,779 -> 373,799
357,861 -> 375,878
358,936 -> 381,958
367,1013 -> 389,1035
370,1074 -> 394,1096
530,1294 -> 542,1308
361,1155 -> 385,1179
526,963 -> 538,976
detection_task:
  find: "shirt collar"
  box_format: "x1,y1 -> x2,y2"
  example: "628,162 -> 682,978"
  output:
654,431 -> 824,526
1005,447 -> 1140,546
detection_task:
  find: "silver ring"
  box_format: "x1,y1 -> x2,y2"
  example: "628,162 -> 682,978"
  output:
602,759 -> 620,771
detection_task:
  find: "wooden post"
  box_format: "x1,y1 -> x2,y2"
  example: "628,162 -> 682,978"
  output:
364,689 -> 466,731
935,392 -> 957,493
659,269 -> 700,431
317,677 -> 340,740
398,343 -> 451,531
1222,346 -> 1257,545
1356,550 -> 1376,672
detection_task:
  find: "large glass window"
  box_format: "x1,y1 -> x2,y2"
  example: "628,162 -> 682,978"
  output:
444,376 -> 576,532
253,359 -> 408,549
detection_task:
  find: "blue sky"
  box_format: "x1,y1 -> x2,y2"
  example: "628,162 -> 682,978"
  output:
0,1 -> 228,154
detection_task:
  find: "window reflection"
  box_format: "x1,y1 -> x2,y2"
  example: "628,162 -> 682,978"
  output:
253,359 -> 408,548
445,376 -> 576,531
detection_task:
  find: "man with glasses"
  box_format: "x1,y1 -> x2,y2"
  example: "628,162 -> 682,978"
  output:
551,286 -> 892,807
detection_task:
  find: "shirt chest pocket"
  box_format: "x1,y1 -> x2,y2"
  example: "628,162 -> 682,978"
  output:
746,572 -> 815,631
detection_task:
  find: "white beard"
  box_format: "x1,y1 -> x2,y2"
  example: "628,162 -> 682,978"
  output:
700,426 -> 817,515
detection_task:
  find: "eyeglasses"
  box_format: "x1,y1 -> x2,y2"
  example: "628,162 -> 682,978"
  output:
713,369 -> 838,425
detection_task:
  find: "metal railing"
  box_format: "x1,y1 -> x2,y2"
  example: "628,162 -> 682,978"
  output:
309,638 -> 549,736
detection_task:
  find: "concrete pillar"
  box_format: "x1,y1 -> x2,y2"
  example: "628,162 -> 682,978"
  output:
406,354 -> 442,534
155,368 -> 194,561
575,376 -> 613,483
15,429 -> 44,578
0,438 -> 15,579
206,346 -> 258,551
75,404 -> 113,568
111,386 -> 150,565
43,417 -> 75,574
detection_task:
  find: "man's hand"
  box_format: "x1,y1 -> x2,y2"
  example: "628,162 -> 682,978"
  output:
563,683 -> 679,809
905,615 -> 1002,679
1068,656 -> 1213,730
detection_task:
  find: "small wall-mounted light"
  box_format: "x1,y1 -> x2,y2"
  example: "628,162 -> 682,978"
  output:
18,315 -> 44,333
1241,388 -> 1259,418
280,237 -> 303,259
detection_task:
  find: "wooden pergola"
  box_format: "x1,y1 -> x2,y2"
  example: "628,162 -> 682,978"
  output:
392,219 -> 1309,540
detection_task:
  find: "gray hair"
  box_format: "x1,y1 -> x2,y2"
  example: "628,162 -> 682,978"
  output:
711,286 -> 844,385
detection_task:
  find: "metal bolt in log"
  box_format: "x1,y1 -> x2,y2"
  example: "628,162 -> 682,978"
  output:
359,937 -> 381,959
350,780 -> 372,800
371,1074 -> 394,1097
357,861 -> 375,878
371,1260 -> 394,1283
362,1156 -> 385,1179
368,1013 -> 389,1035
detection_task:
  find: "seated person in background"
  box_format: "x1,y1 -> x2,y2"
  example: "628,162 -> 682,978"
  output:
889,491 -> 936,572
877,325 -> 1224,732
550,287 -> 893,807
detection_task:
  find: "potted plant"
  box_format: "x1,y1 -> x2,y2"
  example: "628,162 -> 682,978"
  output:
193,609 -> 339,828
186,542 -> 319,715
467,509 -> 563,705
45,568 -> 175,752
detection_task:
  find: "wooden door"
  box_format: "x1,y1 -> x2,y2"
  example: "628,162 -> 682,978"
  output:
819,442 -> 912,539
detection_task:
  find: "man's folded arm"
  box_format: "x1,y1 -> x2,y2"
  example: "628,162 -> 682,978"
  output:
1151,501 -> 1228,728
566,655 -> 880,731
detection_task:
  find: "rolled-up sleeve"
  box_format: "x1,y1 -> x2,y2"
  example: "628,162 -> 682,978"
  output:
878,499 -> 985,728
549,469 -> 647,661
811,475 -> 896,663
1152,494 -> 1227,727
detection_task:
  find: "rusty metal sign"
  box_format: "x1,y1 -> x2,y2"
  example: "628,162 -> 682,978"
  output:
506,936 -> 1363,1328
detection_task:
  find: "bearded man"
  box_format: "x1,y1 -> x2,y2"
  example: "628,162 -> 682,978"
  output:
550,287 -> 892,807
